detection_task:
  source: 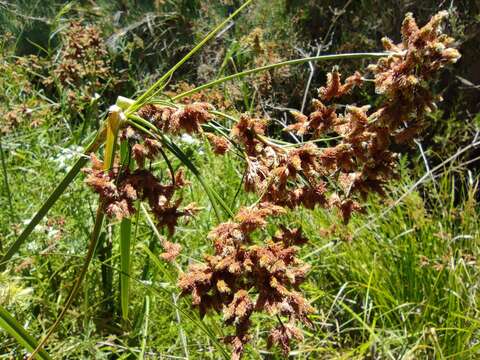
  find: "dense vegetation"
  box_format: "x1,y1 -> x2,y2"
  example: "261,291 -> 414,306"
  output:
0,1 -> 479,359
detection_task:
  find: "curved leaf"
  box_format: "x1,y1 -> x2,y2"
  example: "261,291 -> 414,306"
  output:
0,304 -> 52,360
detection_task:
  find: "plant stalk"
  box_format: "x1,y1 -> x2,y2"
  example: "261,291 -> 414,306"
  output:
0,138 -> 14,227
28,106 -> 122,359
172,52 -> 388,100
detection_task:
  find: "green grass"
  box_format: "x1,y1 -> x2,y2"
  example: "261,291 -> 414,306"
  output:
1,1 -> 479,359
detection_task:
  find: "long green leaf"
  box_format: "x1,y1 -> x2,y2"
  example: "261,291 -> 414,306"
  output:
119,136 -> 132,322
0,127 -> 106,270
0,138 -> 15,224
120,218 -> 132,321
0,305 -> 51,360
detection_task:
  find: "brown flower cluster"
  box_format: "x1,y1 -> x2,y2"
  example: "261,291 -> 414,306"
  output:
52,21 -> 110,87
231,115 -> 350,217
0,55 -> 47,134
318,68 -> 363,102
138,102 -> 213,134
236,11 -> 461,223
82,112 -> 205,261
231,114 -> 268,156
241,27 -> 291,96
83,154 -> 197,236
368,11 -> 461,142
1,105 -> 32,134
205,133 -> 231,155
179,203 -> 313,358
138,102 -> 233,155
39,21 -> 115,113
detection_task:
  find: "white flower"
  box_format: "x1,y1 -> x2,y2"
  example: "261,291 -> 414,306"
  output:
53,145 -> 84,171
180,133 -> 198,145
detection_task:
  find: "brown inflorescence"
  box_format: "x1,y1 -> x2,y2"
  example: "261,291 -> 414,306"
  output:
318,68 -> 363,102
160,240 -> 183,262
205,133 -> 231,155
176,12 -> 460,359
138,102 -> 214,134
233,11 -> 461,223
241,27 -> 291,98
52,21 -> 110,88
178,202 -> 313,359
83,154 -> 197,237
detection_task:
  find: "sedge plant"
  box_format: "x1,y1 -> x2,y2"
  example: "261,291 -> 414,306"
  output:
0,2 -> 463,359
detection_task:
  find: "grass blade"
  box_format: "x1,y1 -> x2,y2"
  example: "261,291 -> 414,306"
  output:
120,217 -> 132,321
0,305 -> 52,360
0,138 -> 15,224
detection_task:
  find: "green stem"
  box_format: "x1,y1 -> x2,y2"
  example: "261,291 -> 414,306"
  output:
126,0 -> 253,114
172,52 -> 388,100
120,217 -> 132,321
0,138 -> 14,226
119,140 -> 132,322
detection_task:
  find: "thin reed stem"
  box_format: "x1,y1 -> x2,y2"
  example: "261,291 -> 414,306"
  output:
0,138 -> 14,227
172,52 -> 388,100
28,209 -> 105,360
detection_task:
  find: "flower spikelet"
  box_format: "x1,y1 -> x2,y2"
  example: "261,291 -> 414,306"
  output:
205,133 -> 230,155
